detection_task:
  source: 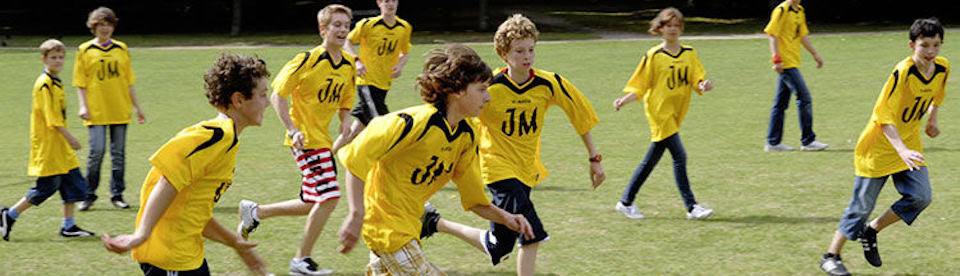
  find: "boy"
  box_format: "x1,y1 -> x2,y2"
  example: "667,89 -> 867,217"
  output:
331,0 -> 412,152
101,53 -> 270,275
74,6 -> 146,210
818,18 -> 947,276
236,4 -> 354,275
1,39 -> 95,241
420,15 -> 604,276
762,0 -> 828,152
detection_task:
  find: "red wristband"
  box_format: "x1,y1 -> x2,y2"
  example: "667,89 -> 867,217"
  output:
772,54 -> 782,64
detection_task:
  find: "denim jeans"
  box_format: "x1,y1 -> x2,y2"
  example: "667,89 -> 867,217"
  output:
836,167 -> 932,240
85,124 -> 127,201
620,133 -> 697,210
766,68 -> 817,146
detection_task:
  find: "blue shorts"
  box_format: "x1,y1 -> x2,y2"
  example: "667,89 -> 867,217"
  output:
26,168 -> 88,205
483,178 -> 549,266
836,167 -> 932,240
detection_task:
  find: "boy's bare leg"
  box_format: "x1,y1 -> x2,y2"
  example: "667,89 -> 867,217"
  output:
437,218 -> 486,252
868,209 -> 901,232
332,121 -> 365,153
63,202 -> 75,219
295,198 -> 338,258
827,230 -> 847,255
518,242 -> 538,276
12,197 -> 33,214
258,199 -> 312,219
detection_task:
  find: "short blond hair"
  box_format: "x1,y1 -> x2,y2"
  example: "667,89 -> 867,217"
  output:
39,39 -> 65,57
86,7 -> 118,30
649,7 -> 683,35
317,4 -> 352,28
494,14 -> 539,57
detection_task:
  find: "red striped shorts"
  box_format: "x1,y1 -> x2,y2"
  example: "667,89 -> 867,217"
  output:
291,148 -> 340,203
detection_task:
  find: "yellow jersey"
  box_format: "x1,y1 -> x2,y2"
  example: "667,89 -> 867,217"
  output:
132,116 -> 239,271
337,104 -> 490,252
763,1 -> 809,69
347,16 -> 413,90
479,68 -> 598,187
624,45 -> 707,142
28,71 -> 80,177
855,56 -> 949,178
272,46 -> 356,149
73,39 -> 136,125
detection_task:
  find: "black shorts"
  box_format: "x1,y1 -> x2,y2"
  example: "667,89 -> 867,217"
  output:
350,85 -> 389,125
26,168 -> 88,205
483,178 -> 549,266
140,259 -> 209,276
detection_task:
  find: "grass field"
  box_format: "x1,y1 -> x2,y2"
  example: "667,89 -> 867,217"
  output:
1,30 -> 959,275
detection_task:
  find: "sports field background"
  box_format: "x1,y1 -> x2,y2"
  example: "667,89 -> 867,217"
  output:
1,30 -> 958,275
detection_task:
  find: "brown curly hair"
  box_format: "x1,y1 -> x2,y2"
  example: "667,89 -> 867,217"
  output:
649,7 -> 684,35
204,53 -> 270,110
416,44 -> 492,107
494,14 -> 539,58
86,7 -> 119,30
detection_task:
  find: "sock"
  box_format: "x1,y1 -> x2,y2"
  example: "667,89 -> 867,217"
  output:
252,208 -> 260,221
862,225 -> 878,237
62,217 -> 75,229
687,206 -> 695,212
824,252 -> 839,259
620,200 -> 630,206
7,208 -> 19,220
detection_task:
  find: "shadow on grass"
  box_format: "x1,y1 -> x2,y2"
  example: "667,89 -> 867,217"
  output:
438,185 -> 589,192
5,235 -> 101,244
707,215 -> 836,225
0,178 -> 34,188
924,146 -> 960,152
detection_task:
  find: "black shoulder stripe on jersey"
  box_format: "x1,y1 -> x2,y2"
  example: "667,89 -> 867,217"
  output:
40,83 -> 50,93
314,51 -> 352,70
83,43 -> 124,54
388,113 -> 415,151
292,51 -> 311,74
492,73 -> 553,96
907,63 -> 947,85
44,72 -> 63,87
187,126 -> 224,158
226,123 -> 239,152
777,7 -> 784,19
654,47 -> 691,59
887,70 -> 899,99
417,111 -> 475,143
373,18 -> 406,30
788,5 -> 800,13
552,73 -> 574,101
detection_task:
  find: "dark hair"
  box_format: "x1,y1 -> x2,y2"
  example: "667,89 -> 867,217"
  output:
87,7 -> 119,30
204,53 -> 270,110
910,17 -> 944,42
415,44 -> 492,108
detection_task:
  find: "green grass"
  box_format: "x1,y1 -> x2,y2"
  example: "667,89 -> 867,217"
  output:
1,31 -> 959,275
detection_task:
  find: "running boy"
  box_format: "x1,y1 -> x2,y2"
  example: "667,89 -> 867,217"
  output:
818,17 -> 947,276
336,44 -> 534,275
74,6 -> 146,210
236,4 -> 355,276
419,14 -> 604,276
612,7 -> 715,221
101,53 -> 270,275
1,39 -> 95,241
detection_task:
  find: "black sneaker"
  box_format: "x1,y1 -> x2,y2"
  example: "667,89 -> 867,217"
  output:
60,225 -> 95,238
78,199 -> 94,211
420,202 -> 441,239
858,226 -> 882,267
1,207 -> 15,241
819,253 -> 851,276
111,196 -> 130,209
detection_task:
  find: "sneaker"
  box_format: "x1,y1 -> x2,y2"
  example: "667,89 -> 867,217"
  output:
819,253 -> 851,276
615,202 -> 644,219
764,143 -> 796,152
78,199 -> 94,211
858,226 -> 882,267
289,257 -> 332,276
111,196 -> 130,209
420,202 -> 441,239
237,200 -> 260,240
802,140 -> 829,151
686,204 -> 714,220
1,207 -> 15,241
60,225 -> 95,238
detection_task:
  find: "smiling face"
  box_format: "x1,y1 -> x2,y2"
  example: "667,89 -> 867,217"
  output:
236,77 -> 270,127
453,81 -> 491,117
94,22 -> 115,41
910,35 -> 942,68
503,38 -> 536,73
42,50 -> 66,75
320,12 -> 351,48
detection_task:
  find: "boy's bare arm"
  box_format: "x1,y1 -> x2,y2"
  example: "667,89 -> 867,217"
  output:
579,131 -> 605,189
801,36 -> 823,68
345,41 -> 367,77
613,92 -> 638,111
337,171 -> 366,253
470,204 -> 534,240
202,218 -> 267,274
129,85 -> 146,123
102,176 -> 178,253
881,124 -> 925,171
55,126 -> 81,150
76,88 -> 90,120
391,53 -> 409,79
269,92 -> 305,149
925,105 -> 940,137
768,35 -> 784,73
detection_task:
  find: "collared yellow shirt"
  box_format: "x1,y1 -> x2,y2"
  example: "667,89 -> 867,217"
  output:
73,39 -> 136,125
348,16 -> 413,90
28,71 -> 80,177
623,44 -> 707,142
763,1 -> 810,69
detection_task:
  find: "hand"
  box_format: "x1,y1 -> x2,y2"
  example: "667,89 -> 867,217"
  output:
772,63 -> 784,74
589,162 -> 605,190
896,148 -> 926,171
337,213 -> 364,254
78,106 -> 90,120
504,214 -> 534,240
814,55 -> 824,69
612,97 -> 626,111
356,61 -> 367,78
698,79 -> 714,92
926,122 -> 940,138
136,108 -> 146,124
390,64 -> 403,79
101,233 -> 145,254
233,239 -> 267,275
289,129 -> 305,150
68,136 -> 82,150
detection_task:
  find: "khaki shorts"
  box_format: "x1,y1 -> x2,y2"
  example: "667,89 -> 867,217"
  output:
366,240 -> 445,276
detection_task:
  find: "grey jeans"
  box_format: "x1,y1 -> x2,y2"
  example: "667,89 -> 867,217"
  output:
85,124 -> 127,200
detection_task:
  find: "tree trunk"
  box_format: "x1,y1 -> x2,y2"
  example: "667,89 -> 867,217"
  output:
230,0 -> 242,36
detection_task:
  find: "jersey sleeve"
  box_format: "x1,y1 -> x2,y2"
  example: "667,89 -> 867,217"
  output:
934,59 -> 950,106
798,12 -> 810,38
271,52 -> 309,98
39,85 -> 65,128
551,73 -> 599,135
623,53 -> 654,98
337,113 -> 412,182
124,49 -> 136,85
763,6 -> 784,35
73,49 -> 87,88
148,127 -> 224,191
347,18 -> 365,45
451,143 -> 490,211
400,24 -> 413,54
874,68 -> 907,125
691,51 -> 707,95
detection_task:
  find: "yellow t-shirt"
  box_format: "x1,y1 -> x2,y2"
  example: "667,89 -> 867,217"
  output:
132,116 -> 239,271
623,44 -> 707,142
855,56 -> 949,178
272,46 -> 356,149
28,71 -> 80,177
347,16 -> 413,90
478,68 -> 598,187
337,104 -> 490,253
763,1 -> 809,69
73,39 -> 136,125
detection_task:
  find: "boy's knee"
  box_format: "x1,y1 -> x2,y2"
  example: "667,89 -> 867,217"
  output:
912,194 -> 932,210
317,197 -> 338,211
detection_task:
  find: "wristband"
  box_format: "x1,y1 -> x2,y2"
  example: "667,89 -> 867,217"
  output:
772,54 -> 782,64
589,154 -> 602,163
287,129 -> 301,139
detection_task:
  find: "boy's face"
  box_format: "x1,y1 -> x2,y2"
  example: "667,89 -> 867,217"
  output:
236,77 -> 270,127
660,18 -> 683,42
910,35 -> 942,66
94,22 -> 115,40
452,81 -> 491,118
378,0 -> 398,17
42,50 -> 66,75
502,38 -> 536,73
320,12 -> 351,48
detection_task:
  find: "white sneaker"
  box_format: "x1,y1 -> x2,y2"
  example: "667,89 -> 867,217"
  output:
615,202 -> 644,219
764,143 -> 796,152
801,140 -> 829,151
237,200 -> 260,240
289,257 -> 332,276
686,204 -> 713,220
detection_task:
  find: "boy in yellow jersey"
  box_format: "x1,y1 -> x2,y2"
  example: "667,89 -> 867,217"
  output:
331,0 -> 412,152
418,15 -> 604,276
611,8 -> 714,221
74,7 -> 146,211
235,5 -> 355,276
818,18 -> 947,276
101,53 -> 270,275
336,44 -> 534,275
762,0 -> 828,152
1,39 -> 95,242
